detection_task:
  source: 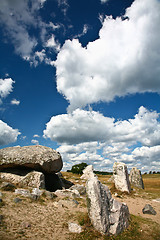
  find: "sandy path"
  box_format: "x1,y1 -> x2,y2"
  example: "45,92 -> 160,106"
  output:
117,196 -> 160,224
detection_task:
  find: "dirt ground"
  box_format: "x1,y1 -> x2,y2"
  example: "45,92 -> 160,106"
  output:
0,191 -> 87,240
0,173 -> 160,240
116,196 -> 160,224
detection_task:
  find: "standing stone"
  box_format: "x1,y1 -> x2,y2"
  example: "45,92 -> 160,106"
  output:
0,145 -> 63,173
86,175 -> 130,235
80,165 -> 96,180
129,167 -> 144,189
113,162 -> 131,193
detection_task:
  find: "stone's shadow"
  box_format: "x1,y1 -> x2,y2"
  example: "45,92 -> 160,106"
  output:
44,173 -> 62,192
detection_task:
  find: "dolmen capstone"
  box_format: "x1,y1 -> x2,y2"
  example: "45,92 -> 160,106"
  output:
0,145 -> 63,191
113,162 -> 131,193
85,165 -> 130,235
129,167 -> 144,189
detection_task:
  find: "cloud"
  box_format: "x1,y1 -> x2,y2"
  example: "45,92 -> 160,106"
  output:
31,139 -> 39,145
33,134 -> 40,138
55,0 -> 160,111
100,0 -> 109,3
0,0 -> 41,59
46,35 -> 60,51
11,99 -> 20,105
43,108 -> 115,144
0,78 -> 14,99
0,120 -> 20,146
57,142 -> 113,171
44,106 -> 160,146
44,106 -> 160,171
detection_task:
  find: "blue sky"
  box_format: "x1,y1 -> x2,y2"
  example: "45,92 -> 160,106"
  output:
0,0 -> 160,172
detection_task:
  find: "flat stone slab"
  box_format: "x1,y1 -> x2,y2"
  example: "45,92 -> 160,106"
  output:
0,145 -> 63,173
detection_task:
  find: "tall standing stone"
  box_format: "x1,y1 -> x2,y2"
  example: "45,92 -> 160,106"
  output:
113,162 -> 131,193
80,165 -> 96,180
86,175 -> 130,235
129,167 -> 144,189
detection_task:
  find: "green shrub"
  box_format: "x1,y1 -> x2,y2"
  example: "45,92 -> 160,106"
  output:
71,162 -> 88,174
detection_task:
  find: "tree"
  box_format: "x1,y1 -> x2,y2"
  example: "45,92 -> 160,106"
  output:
71,162 -> 88,174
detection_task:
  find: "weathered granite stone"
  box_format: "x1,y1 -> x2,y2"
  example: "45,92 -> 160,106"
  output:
15,189 -> 31,197
129,167 -> 144,189
70,184 -> 86,195
21,171 -> 45,189
68,222 -> 82,233
43,190 -> 57,199
113,162 -> 131,193
0,145 -> 63,173
0,171 -> 45,189
55,189 -> 80,198
142,204 -> 157,215
80,165 -> 96,180
86,167 -> 129,235
14,197 -> 22,203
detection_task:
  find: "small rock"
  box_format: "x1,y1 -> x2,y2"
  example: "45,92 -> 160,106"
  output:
44,190 -> 57,200
14,197 -> 22,203
68,222 -> 82,233
70,184 -> 86,195
142,204 -> 157,215
0,182 -> 16,191
31,188 -> 43,196
0,192 -> 3,198
55,189 -> 80,198
15,189 -> 31,197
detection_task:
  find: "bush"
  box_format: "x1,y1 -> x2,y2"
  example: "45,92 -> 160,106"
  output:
71,162 -> 88,174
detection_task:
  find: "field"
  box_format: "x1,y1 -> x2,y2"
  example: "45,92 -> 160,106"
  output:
0,173 -> 159,240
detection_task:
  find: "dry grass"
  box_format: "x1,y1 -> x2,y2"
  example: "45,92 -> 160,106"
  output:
0,172 -> 160,239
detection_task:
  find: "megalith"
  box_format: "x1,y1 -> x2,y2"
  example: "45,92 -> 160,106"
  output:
113,162 -> 131,193
85,166 -> 130,235
129,167 -> 144,189
0,145 -> 63,191
80,165 -> 96,180
0,145 -> 63,173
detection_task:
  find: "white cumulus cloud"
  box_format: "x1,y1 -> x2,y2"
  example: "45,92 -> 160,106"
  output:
44,106 -> 160,171
44,106 -> 160,146
11,99 -> 20,105
0,120 -> 20,146
31,139 -> 39,145
0,78 -> 14,99
55,0 -> 160,111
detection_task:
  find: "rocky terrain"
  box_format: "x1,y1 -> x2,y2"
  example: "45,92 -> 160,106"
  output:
0,146 -> 159,239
